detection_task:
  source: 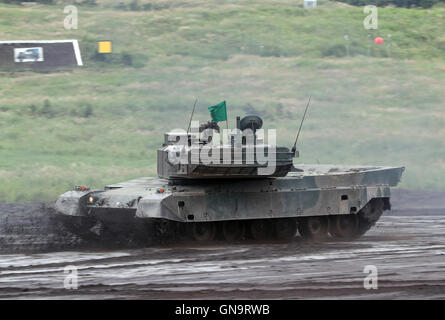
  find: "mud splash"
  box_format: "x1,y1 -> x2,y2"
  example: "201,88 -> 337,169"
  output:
0,190 -> 444,299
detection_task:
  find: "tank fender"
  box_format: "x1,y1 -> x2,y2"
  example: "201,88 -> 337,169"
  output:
55,190 -> 90,217
135,194 -> 183,222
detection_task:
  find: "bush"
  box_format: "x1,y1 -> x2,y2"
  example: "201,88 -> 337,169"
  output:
113,1 -> 170,11
79,37 -> 148,68
121,52 -> 133,66
0,0 -> 54,3
83,104 -> 93,118
143,3 -> 153,10
115,2 -> 127,10
76,0 -> 98,6
28,104 -> 37,115
40,99 -> 55,118
334,0 -> 443,8
129,0 -> 141,11
322,44 -> 347,57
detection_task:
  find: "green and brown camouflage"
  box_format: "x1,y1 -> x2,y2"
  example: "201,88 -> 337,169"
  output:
55,114 -> 404,242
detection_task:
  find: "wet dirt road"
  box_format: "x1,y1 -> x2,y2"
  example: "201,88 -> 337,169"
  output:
0,190 -> 444,299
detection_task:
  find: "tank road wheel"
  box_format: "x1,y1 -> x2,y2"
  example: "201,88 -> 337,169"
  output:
274,218 -> 297,241
152,219 -> 178,243
222,221 -> 244,241
249,219 -> 274,241
189,222 -> 217,242
298,216 -> 329,241
329,214 -> 359,239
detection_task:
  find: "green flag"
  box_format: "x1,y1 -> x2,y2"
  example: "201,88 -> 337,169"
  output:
208,101 -> 227,122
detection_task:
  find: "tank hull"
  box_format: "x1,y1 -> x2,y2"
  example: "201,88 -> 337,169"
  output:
55,165 -> 404,241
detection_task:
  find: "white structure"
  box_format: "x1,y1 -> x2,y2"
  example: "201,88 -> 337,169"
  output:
0,40 -> 83,66
304,0 -> 317,8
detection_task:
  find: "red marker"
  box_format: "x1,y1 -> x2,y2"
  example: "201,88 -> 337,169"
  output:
375,37 -> 384,45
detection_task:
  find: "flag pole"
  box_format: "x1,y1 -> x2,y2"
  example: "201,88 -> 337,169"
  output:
225,101 -> 228,130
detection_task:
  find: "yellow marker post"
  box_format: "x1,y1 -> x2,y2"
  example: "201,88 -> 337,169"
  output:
98,40 -> 112,54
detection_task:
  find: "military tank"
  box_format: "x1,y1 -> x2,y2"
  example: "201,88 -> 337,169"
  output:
55,113 -> 404,243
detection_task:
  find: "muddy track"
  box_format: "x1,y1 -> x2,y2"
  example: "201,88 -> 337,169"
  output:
0,189 -> 444,299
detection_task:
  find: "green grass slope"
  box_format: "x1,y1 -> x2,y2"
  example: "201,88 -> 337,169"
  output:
0,0 -> 444,201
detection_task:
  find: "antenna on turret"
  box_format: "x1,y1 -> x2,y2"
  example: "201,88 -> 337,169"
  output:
291,96 -> 311,156
186,98 -> 198,136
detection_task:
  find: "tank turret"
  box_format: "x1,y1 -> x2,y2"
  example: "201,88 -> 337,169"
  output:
157,115 -> 295,180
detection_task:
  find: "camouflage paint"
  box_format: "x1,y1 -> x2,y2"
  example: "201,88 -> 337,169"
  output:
55,165 -> 404,224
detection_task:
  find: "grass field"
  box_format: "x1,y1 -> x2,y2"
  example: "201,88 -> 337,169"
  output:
0,0 -> 444,201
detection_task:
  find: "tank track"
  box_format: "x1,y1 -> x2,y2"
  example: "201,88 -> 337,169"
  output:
60,198 -> 387,244
356,198 -> 385,236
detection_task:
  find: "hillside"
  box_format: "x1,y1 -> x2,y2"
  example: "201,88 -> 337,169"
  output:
0,0 -> 444,201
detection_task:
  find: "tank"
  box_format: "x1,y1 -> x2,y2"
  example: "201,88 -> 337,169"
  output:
55,114 -> 405,243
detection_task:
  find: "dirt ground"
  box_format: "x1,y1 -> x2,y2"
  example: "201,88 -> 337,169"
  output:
0,189 -> 444,299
